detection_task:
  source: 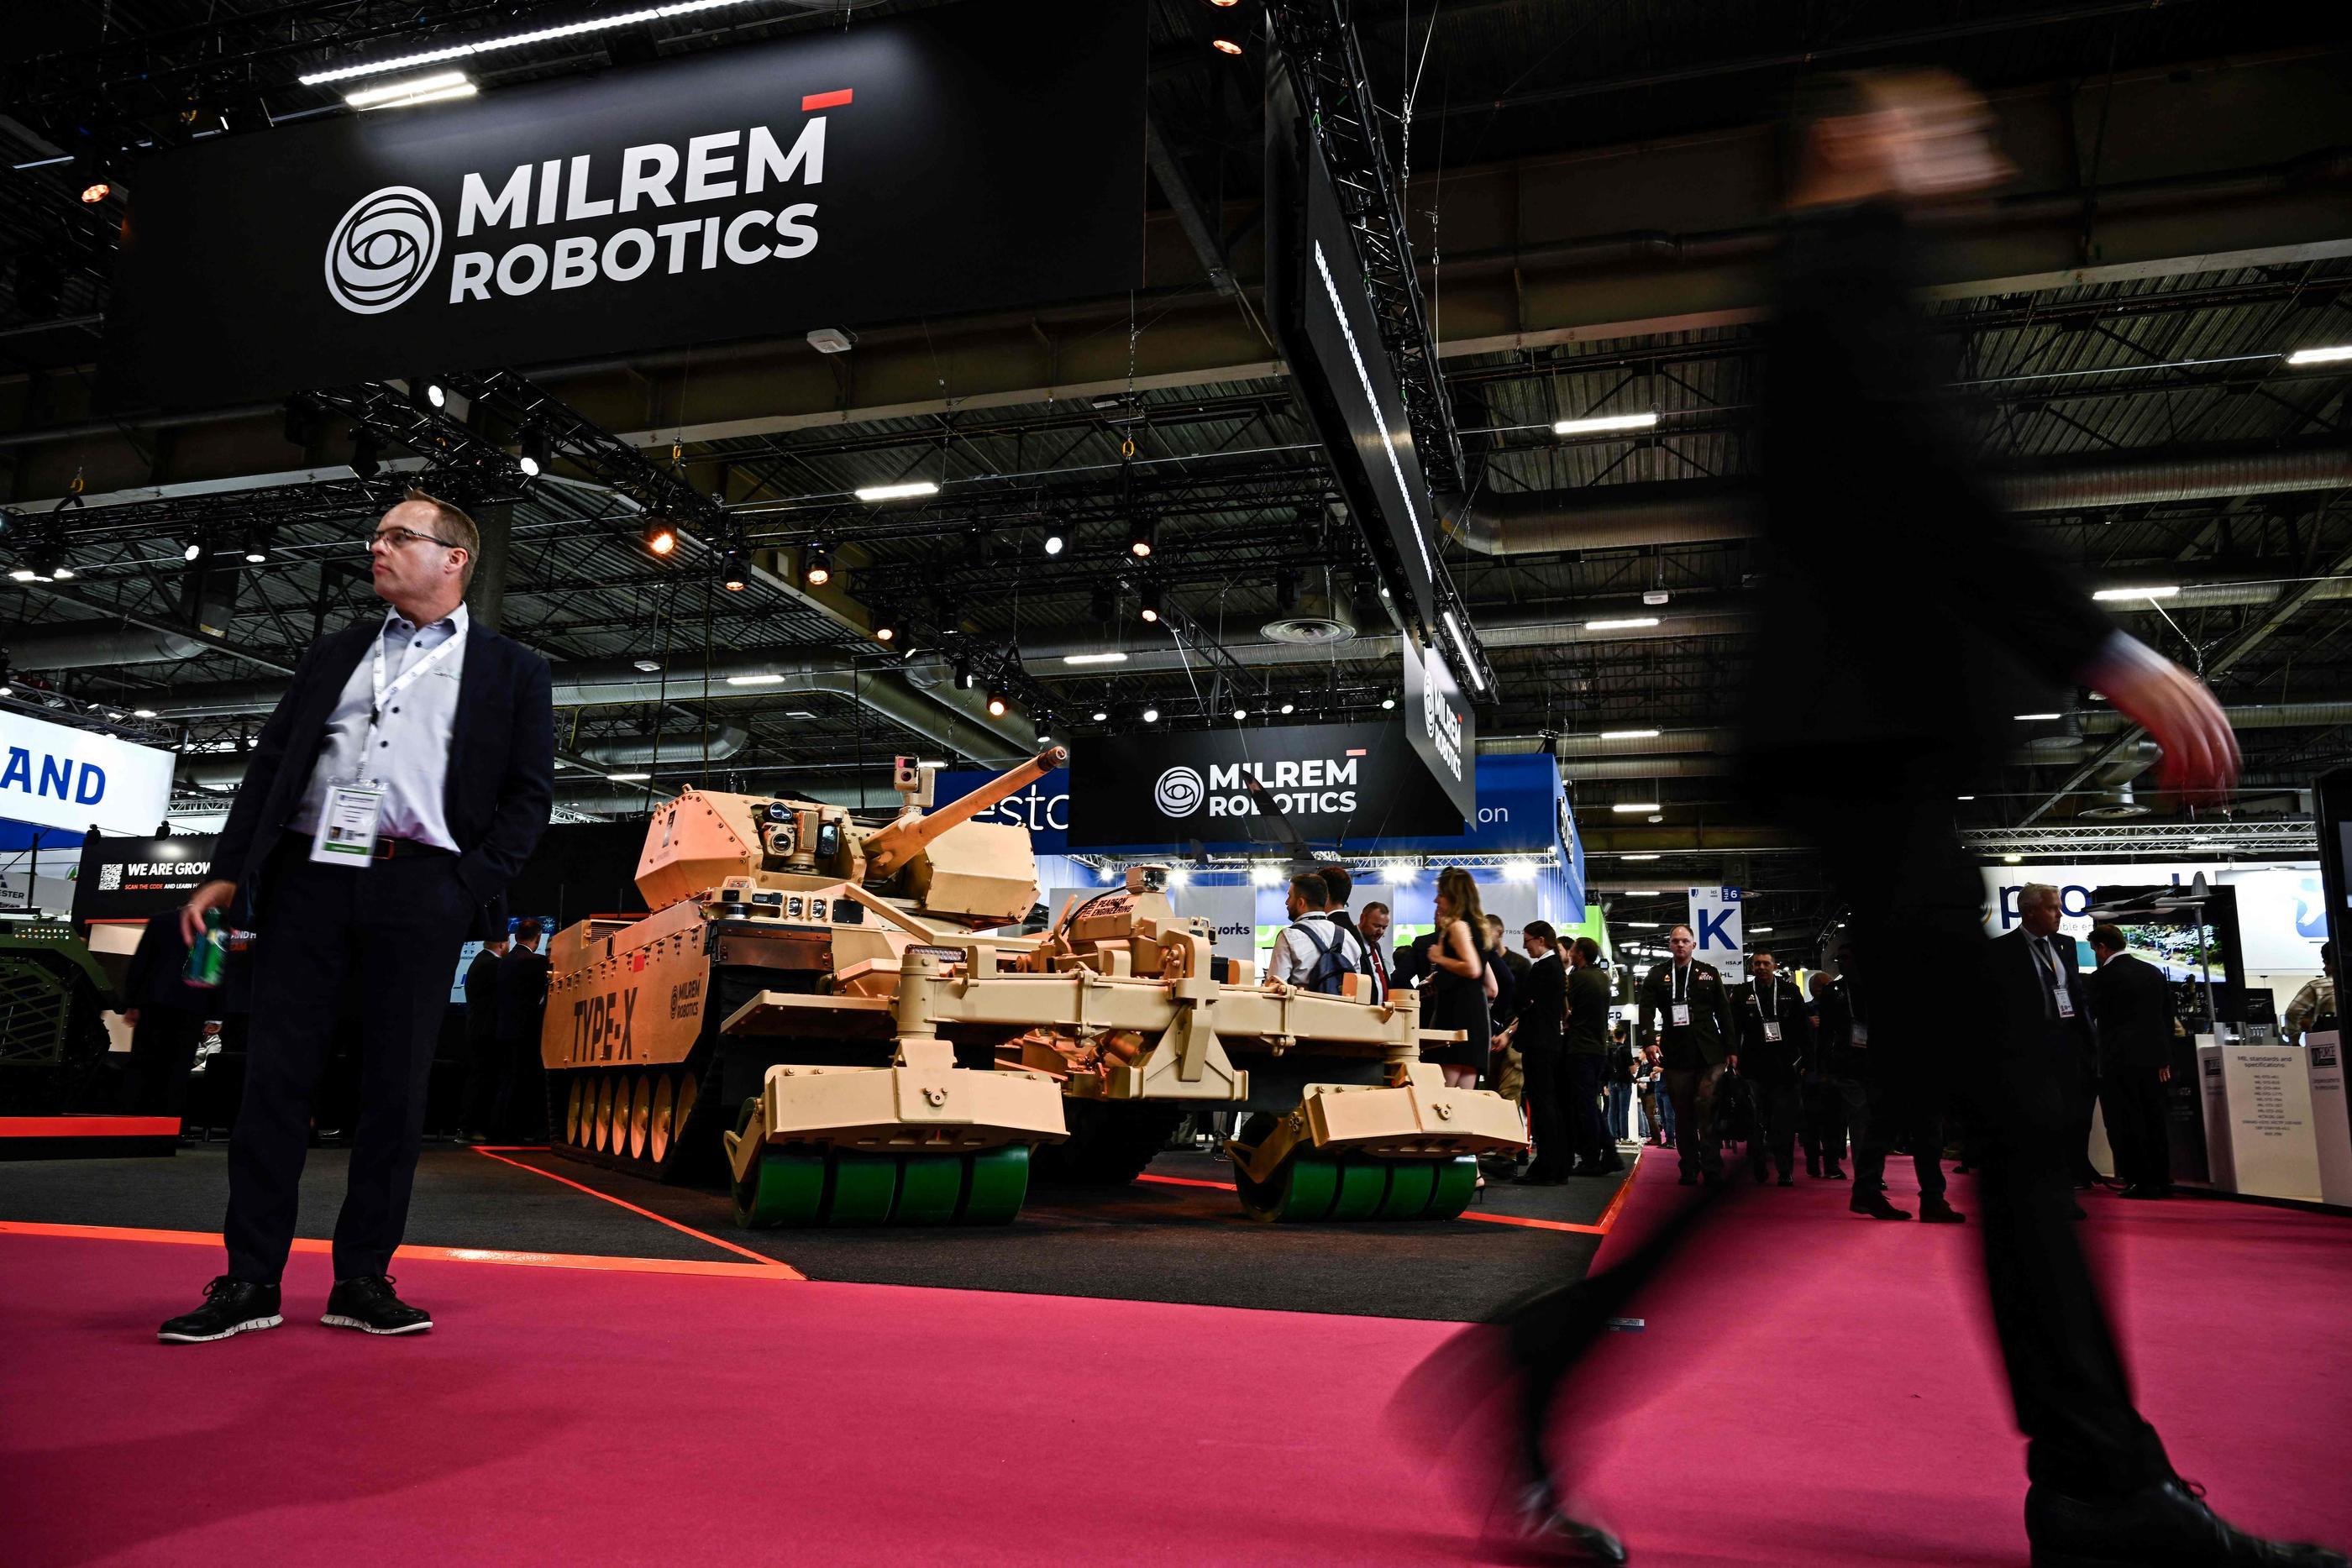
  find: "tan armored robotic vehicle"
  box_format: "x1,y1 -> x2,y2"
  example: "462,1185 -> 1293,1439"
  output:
543,747 -> 1526,1227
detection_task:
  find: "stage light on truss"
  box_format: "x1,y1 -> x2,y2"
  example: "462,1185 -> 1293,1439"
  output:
801,540 -> 832,585
641,520 -> 677,558
985,685 -> 1011,720
1138,582 -> 1162,624
1141,704 -> 1160,724
720,549 -> 747,592
1127,515 -> 1157,559
243,528 -> 275,564
1090,707 -> 1109,722
517,427 -> 550,479
1211,37 -> 1242,55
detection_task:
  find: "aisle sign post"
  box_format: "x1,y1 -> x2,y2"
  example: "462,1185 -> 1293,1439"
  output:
1688,886 -> 1744,975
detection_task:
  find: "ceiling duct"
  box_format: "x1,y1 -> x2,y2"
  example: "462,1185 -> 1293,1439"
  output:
2080,782 -> 2151,821
1259,591 -> 1357,647
9,621 -> 207,670
578,724 -> 749,767
1439,445 -> 2352,556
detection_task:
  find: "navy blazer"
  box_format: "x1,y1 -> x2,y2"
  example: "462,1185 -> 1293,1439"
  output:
211,616 -> 555,919
1989,927 -> 2098,1072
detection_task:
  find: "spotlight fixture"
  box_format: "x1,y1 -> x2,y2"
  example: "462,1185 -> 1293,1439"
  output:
1380,696 -> 1396,710
1127,515 -> 1157,559
80,182 -> 113,204
1142,705 -> 1160,724
1138,582 -> 1162,624
243,527 -> 275,564
1211,37 -> 1242,55
1232,707 -> 1248,721
406,375 -> 447,412
873,616 -> 896,643
1091,708 -> 1110,722
719,549 -> 747,592
6,562 -> 36,584
517,427 -> 551,478
802,540 -> 832,585
1280,702 -> 1295,715
855,480 -> 939,503
181,542 -> 202,563
634,658 -> 664,673
1042,522 -> 1065,556
133,708 -> 159,720
643,519 -> 678,558
953,656 -> 975,691
985,686 -> 1011,720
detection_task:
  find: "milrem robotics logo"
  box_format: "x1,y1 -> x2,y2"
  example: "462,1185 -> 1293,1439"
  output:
1154,767 -> 1206,819
324,186 -> 443,315
320,92 -> 843,316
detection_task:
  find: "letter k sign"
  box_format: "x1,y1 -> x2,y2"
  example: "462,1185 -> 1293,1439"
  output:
1696,908 -> 1737,950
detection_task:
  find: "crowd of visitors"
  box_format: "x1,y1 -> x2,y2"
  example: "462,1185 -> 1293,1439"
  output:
1268,868 -> 2226,1210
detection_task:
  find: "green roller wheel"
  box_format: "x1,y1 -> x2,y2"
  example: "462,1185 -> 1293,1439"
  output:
892,1154 -> 964,1225
1424,1156 -> 1480,1220
1375,1158 -> 1439,1219
1236,1152 -> 1341,1222
824,1153 -> 899,1225
1326,1158 -> 1391,1221
958,1145 -> 1031,1225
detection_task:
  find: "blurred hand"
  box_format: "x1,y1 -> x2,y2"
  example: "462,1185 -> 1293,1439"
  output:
181,879 -> 238,946
122,1009 -> 140,1026
2158,1065 -> 2172,1084
2086,636 -> 2240,800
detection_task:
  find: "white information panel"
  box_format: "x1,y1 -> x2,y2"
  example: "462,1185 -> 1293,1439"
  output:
0,708 -> 176,836
2304,1031 -> 2352,1207
2197,1037 -> 2235,1191
2219,1045 -> 2324,1202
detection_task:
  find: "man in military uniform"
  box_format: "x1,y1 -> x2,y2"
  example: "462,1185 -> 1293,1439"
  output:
1732,950 -> 1811,1186
1636,923 -> 1734,1186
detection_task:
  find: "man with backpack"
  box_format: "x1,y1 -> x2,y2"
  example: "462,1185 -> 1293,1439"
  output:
1267,872 -> 1362,995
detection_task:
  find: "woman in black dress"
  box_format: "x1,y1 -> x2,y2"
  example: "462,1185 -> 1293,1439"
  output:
1420,867 -> 1492,1090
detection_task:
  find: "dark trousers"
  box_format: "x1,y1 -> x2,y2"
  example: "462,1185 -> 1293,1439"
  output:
459,1028 -> 501,1135
224,843 -> 475,1284
1520,1047 -> 1569,1176
1813,1073 -> 1865,1170
1746,1078 -> 1803,1178
492,1034 -> 545,1141
1509,748 -> 2169,1505
126,1007 -> 207,1118
1567,1052 -> 1611,1170
1854,1073 -> 1946,1204
2066,1057 -> 2103,1183
2103,1068 -> 2171,1192
1663,1062 -> 1725,1177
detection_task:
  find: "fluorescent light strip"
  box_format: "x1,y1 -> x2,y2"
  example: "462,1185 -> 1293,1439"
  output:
606,772 -> 652,782
725,673 -> 787,686
1599,728 -> 1661,740
854,480 -> 940,502
2013,711 -> 2062,721
1620,852 -> 1662,861
1610,802 -> 1661,814
344,70 -> 469,107
2286,344 -> 2352,365
1619,889 -> 1662,897
1440,612 -> 1488,693
299,0 -> 763,87
1553,412 -> 1659,436
358,83 -> 479,112
1587,616 -> 1660,631
1062,652 -> 1130,667
2091,585 -> 2180,601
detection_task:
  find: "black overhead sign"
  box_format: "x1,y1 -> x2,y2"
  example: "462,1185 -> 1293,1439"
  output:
1400,637 -> 1477,823
1066,722 -> 1470,852
1265,66 -> 1442,639
102,0 -> 1145,410
71,834 -> 220,931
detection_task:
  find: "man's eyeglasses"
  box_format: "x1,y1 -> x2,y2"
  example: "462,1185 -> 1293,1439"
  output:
370,527 -> 461,552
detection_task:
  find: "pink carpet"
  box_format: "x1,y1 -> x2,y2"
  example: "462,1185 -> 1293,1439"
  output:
4,1153 -> 2346,1565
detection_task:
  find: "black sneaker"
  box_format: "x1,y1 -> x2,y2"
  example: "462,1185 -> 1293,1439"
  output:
1919,1201 -> 1967,1224
1851,1195 -> 1912,1220
159,1277 -> 282,1344
322,1274 -> 433,1335
2028,1476 -> 2348,1567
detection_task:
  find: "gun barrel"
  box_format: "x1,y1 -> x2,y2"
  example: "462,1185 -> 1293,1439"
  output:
864,746 -> 1068,877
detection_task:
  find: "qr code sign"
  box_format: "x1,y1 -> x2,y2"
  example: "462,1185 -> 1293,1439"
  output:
99,863 -> 123,891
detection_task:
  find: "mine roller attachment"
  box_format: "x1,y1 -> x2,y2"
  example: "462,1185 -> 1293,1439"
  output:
1224,1062 -> 1526,1224
722,1036 -> 1064,1228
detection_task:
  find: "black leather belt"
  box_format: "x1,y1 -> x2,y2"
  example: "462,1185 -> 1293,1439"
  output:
372,836 -> 457,860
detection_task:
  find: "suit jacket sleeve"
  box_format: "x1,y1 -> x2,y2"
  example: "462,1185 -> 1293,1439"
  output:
1636,972 -> 1657,1041
457,646 -> 556,901
210,638 -> 333,886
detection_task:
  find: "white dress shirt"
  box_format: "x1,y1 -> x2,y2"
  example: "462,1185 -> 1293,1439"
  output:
289,605 -> 469,851
1270,910 -> 1354,987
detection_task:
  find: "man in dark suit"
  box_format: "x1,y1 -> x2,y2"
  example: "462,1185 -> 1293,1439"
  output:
1730,950 -> 1813,1188
493,920 -> 552,1140
1504,922 -> 1569,1182
1481,73 -> 2335,1568
1635,924 -> 1732,1187
1998,884 -> 2103,1196
1563,936 -> 1621,1177
457,929 -> 512,1141
2088,923 -> 2176,1200
160,489 -> 554,1344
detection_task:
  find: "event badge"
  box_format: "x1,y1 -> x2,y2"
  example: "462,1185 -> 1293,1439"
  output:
2054,985 -> 2076,1020
1762,1022 -> 1783,1043
1851,1022 -> 1870,1047
1671,1003 -> 1692,1028
311,781 -> 386,865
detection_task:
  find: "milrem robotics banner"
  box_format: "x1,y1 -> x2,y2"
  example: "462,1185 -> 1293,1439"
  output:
103,0 -> 1145,408
1065,721 -> 1469,852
